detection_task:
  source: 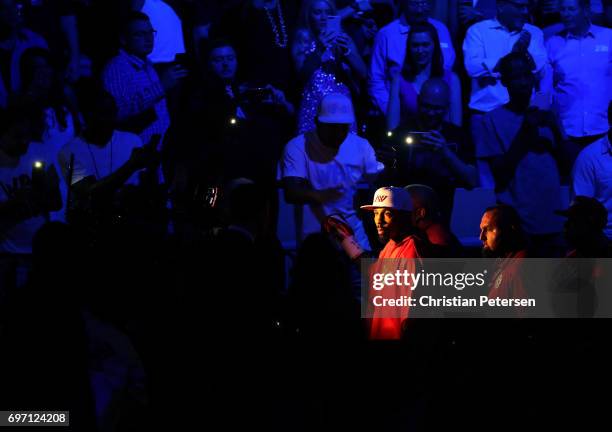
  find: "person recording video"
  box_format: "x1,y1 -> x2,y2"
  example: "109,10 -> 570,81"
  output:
292,1 -> 368,134
203,39 -> 294,118
378,78 -> 478,222
172,38 -> 294,190
0,107 -> 64,253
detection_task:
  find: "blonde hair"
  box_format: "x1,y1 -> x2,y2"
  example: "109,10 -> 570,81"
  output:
296,0 -> 338,38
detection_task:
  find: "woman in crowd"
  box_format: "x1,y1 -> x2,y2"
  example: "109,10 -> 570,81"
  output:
292,0 -> 367,134
386,22 -> 462,130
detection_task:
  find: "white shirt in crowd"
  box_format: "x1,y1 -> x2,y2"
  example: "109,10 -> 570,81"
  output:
572,134 -> 612,239
546,24 -> 612,138
463,18 -> 548,112
280,132 -> 382,250
471,0 -> 602,11
58,131 -> 143,186
141,0 -> 186,64
0,109 -> 73,254
369,15 -> 456,114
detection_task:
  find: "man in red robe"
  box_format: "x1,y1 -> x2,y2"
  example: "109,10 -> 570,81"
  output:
361,186 -> 429,339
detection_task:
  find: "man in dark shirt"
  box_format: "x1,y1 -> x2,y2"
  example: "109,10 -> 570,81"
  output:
405,183 -> 464,257
176,39 -> 294,187
380,78 -> 478,222
556,196 -> 610,258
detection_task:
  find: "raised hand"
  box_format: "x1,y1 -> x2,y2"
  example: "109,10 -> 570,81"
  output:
420,130 -> 449,154
160,65 -> 188,92
512,30 -> 531,53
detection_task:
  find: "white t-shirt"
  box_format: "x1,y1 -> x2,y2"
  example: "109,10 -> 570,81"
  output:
280,131 -> 381,250
58,131 -> 143,186
142,0 -> 186,64
0,109 -> 74,254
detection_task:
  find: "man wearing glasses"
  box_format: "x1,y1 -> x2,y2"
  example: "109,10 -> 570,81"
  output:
102,11 -> 186,147
132,0 -> 186,65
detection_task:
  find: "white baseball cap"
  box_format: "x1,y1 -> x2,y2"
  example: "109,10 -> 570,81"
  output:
317,93 -> 355,124
360,186 -> 414,211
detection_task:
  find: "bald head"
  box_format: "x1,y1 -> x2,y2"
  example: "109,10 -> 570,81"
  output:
405,184 -> 440,212
417,78 -> 449,130
405,184 -> 442,224
420,78 -> 450,107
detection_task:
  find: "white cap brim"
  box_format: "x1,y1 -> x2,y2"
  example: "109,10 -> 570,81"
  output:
360,204 -> 412,211
360,204 -> 384,211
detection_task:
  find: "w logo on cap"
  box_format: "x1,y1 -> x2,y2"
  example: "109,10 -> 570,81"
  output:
360,187 -> 414,211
